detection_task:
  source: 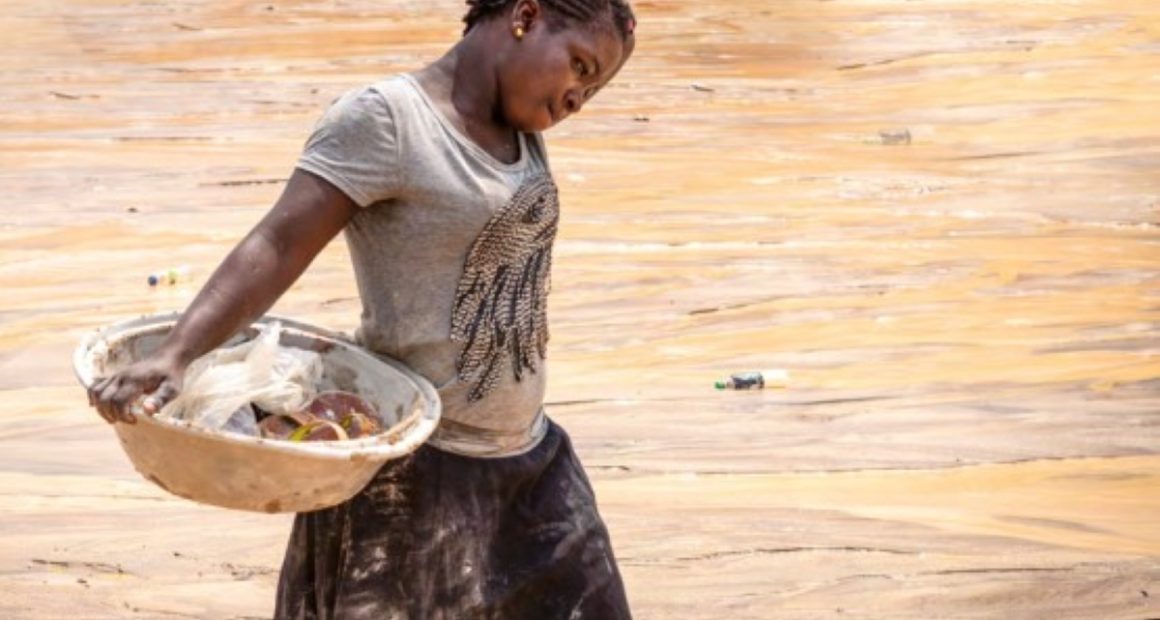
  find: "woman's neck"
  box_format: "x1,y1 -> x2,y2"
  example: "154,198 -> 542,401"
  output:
416,29 -> 522,163
421,29 -> 508,132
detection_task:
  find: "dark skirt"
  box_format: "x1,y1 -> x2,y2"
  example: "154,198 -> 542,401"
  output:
274,420 -> 632,620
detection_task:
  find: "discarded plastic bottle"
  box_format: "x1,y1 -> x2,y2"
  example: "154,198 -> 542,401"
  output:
147,265 -> 192,286
715,369 -> 790,390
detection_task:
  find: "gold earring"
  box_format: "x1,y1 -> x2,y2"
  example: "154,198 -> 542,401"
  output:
514,25 -> 525,39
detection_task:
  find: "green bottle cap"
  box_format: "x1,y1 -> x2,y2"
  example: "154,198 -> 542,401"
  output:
714,381 -> 727,390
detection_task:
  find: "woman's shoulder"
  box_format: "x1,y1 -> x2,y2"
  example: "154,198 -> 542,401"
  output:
363,73 -> 417,101
326,74 -> 413,114
309,75 -> 434,148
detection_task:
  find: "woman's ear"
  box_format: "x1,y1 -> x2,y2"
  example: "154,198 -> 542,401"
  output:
511,0 -> 542,38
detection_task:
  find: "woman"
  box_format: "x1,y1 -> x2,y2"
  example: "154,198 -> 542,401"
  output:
89,0 -> 637,618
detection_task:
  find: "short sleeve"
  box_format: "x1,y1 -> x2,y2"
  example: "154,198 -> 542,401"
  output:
296,86 -> 400,207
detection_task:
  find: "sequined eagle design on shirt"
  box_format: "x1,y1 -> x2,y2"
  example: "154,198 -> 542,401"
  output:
450,175 -> 559,402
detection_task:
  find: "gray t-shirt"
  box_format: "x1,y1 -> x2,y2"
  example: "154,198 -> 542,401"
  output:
296,74 -> 556,457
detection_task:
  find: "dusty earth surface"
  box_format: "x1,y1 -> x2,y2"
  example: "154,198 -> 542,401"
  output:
1,0 -> 1158,618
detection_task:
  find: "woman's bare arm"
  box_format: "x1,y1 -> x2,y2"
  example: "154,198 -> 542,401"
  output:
89,169 -> 358,423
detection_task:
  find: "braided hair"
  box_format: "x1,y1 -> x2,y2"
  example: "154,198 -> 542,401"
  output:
462,0 -> 635,41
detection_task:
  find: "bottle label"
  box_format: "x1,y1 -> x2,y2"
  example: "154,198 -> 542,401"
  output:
730,372 -> 765,389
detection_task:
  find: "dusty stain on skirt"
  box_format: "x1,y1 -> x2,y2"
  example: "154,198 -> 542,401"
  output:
275,421 -> 632,620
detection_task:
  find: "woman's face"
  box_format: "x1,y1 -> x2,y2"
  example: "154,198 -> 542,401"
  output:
497,16 -> 632,133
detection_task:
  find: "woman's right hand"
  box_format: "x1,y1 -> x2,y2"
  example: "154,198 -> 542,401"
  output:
88,354 -> 185,425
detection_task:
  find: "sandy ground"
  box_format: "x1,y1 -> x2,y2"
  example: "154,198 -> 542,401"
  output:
1,0 -> 1158,618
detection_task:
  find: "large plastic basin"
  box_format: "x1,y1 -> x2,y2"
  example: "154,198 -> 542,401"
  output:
73,313 -> 441,513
